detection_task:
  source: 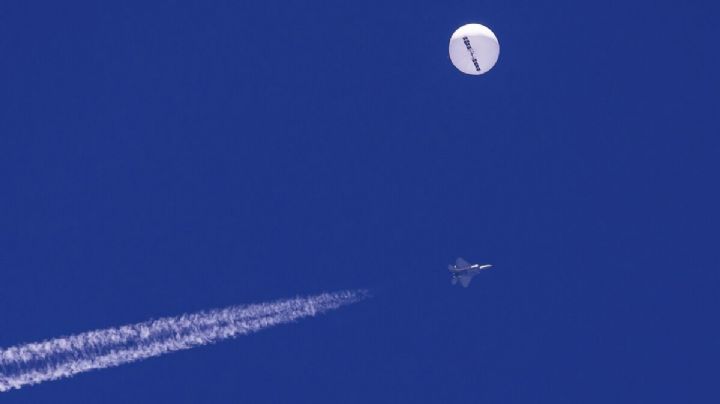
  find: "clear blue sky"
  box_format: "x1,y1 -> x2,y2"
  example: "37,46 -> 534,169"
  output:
1,0 -> 718,402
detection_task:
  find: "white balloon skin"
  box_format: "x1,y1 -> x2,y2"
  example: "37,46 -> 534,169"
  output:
449,23 -> 500,75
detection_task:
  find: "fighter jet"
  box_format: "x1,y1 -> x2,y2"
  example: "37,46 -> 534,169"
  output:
449,257 -> 492,287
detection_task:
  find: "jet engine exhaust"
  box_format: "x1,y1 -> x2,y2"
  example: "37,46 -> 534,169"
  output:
0,290 -> 367,393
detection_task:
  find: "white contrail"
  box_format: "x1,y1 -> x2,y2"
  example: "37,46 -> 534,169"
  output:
0,289 -> 367,393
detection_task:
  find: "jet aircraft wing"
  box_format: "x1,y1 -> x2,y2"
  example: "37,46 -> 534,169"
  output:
455,257 -> 470,268
459,274 -> 473,288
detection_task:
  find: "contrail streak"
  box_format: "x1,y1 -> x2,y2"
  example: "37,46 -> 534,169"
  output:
0,289 -> 367,393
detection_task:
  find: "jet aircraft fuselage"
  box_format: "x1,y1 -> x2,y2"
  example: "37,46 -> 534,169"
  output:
449,258 -> 492,287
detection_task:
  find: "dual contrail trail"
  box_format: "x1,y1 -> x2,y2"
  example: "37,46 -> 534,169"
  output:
0,289 -> 367,393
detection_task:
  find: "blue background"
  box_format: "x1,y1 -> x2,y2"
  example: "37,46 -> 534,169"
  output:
1,0 -> 719,402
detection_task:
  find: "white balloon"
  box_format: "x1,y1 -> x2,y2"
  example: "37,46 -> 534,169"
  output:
449,23 -> 500,75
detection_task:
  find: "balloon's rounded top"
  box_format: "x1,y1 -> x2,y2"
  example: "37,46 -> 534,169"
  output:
449,23 -> 500,75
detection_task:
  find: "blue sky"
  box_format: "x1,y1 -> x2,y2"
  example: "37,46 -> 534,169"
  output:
1,0 -> 718,402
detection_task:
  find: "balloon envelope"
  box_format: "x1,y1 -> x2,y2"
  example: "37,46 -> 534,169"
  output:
449,23 -> 499,75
